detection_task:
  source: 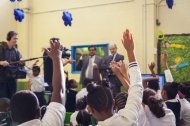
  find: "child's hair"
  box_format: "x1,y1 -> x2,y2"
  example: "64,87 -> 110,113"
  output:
76,97 -> 87,110
87,82 -> 113,113
0,98 -> 10,112
163,82 -> 179,99
10,91 -> 40,124
83,78 -> 94,87
179,82 -> 190,98
66,79 -> 75,89
148,80 -> 160,92
114,92 -> 128,112
32,66 -> 40,72
76,110 -> 92,126
143,88 -> 165,118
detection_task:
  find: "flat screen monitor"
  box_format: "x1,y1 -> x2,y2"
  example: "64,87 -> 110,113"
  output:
141,74 -> 165,90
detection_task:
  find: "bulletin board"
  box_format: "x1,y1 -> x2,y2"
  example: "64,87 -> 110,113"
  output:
157,34 -> 190,82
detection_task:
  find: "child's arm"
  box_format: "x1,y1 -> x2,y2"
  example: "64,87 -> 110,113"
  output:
148,62 -> 156,77
143,77 -> 159,89
44,40 -> 65,104
162,51 -> 174,82
118,29 -> 143,125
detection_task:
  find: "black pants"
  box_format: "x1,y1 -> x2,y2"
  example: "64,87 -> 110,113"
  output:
34,92 -> 47,107
0,78 -> 17,99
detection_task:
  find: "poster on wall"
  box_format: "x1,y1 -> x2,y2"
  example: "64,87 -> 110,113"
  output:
157,34 -> 190,82
71,43 -> 109,73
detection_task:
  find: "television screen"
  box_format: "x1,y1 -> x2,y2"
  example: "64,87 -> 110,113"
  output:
71,44 -> 109,73
141,74 -> 165,90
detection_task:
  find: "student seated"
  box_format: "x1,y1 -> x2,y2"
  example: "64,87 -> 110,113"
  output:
76,78 -> 94,102
143,88 -> 176,126
143,62 -> 162,98
10,39 -> 66,126
26,65 -> 46,107
70,97 -> 87,126
86,29 -> 143,126
65,78 -> 78,112
76,110 -> 92,126
0,98 -> 12,126
114,92 -> 128,113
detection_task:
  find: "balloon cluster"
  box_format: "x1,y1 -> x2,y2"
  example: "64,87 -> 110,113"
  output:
166,0 -> 174,9
62,11 -> 73,27
10,0 -> 24,22
10,0 -> 22,2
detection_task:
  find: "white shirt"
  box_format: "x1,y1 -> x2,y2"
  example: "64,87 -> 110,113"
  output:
112,53 -> 118,61
18,102 -> 65,126
144,105 -> 176,126
76,88 -> 88,102
179,98 -> 190,126
164,69 -> 174,83
164,69 -> 190,126
156,90 -> 162,99
85,55 -> 95,78
26,67 -> 45,92
138,105 -> 149,126
97,62 -> 143,126
70,111 -> 79,126
28,74 -> 45,92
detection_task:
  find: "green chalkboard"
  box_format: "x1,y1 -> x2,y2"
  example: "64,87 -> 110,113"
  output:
157,34 -> 190,82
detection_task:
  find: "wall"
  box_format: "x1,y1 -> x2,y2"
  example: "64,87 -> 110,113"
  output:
0,0 -> 17,41
158,0 -> 190,34
26,0 -> 156,81
12,0 -> 190,82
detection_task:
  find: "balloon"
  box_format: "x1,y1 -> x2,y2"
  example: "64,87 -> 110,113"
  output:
14,8 -> 24,22
166,0 -> 174,9
62,11 -> 73,26
10,0 -> 16,2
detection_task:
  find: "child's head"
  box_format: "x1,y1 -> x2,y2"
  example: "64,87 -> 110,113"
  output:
10,90 -> 40,124
66,79 -> 77,89
179,82 -> 190,98
114,92 -> 128,112
143,88 -> 165,118
76,97 -> 87,110
32,66 -> 40,77
0,98 -> 10,112
148,80 -> 160,92
86,82 -> 113,121
76,110 -> 92,126
162,82 -> 179,101
83,78 -> 94,88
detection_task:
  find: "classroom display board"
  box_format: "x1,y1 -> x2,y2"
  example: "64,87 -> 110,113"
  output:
157,34 -> 190,82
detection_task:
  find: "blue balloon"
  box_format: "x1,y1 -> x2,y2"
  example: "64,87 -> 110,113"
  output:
166,0 -> 174,9
17,0 -> 22,2
14,8 -> 24,22
62,11 -> 73,26
10,0 -> 16,2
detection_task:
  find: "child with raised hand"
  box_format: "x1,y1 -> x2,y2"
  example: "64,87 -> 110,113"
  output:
86,29 -> 143,126
10,39 -> 66,126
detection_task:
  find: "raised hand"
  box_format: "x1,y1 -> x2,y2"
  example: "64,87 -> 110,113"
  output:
122,29 -> 134,52
148,62 -> 155,71
121,29 -> 135,62
162,51 -> 168,70
67,59 -> 75,64
44,40 -> 62,60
